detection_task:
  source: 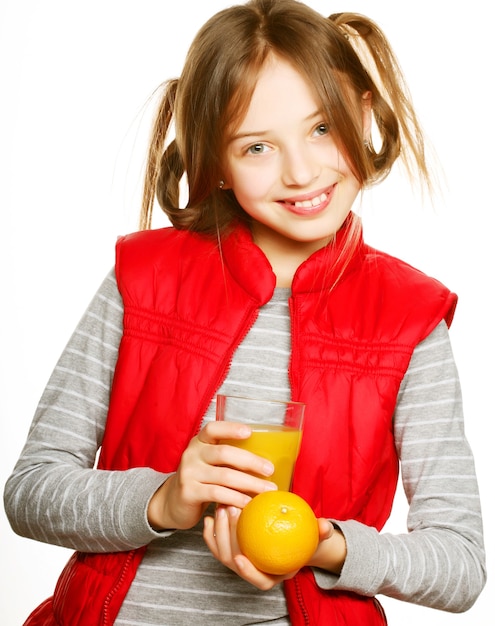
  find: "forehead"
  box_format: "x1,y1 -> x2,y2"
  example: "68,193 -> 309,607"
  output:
235,56 -> 321,133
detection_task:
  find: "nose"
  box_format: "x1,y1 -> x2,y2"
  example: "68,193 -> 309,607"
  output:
280,144 -> 320,187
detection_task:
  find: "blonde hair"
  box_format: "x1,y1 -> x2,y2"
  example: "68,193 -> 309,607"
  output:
140,0 -> 429,233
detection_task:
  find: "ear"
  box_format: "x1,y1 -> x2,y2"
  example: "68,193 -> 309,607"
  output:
361,91 -> 372,141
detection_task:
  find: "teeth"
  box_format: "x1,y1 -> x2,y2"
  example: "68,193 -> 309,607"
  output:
294,192 -> 327,208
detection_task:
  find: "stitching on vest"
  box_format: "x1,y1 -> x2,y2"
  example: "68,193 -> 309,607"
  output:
124,306 -> 232,340
300,333 -> 412,377
302,358 -> 405,378
302,332 -> 414,353
122,330 -> 224,363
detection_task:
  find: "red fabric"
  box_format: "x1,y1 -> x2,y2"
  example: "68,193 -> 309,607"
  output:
25,215 -> 456,625
285,569 -> 388,625
24,599 -> 56,626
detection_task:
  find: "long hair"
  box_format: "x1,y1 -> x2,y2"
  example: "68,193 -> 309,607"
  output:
140,0 -> 429,233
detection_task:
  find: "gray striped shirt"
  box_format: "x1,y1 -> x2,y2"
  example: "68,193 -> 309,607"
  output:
4,271 -> 486,624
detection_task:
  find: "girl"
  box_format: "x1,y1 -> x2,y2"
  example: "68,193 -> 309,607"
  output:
4,0 -> 486,624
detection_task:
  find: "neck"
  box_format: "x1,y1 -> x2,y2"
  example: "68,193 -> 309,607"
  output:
250,223 -> 332,287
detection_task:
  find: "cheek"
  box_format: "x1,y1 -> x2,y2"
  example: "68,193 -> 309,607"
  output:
231,168 -> 273,203
327,144 -> 353,176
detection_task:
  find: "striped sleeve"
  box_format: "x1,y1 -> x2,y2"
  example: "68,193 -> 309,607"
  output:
3,271 -> 169,552
317,321 -> 486,612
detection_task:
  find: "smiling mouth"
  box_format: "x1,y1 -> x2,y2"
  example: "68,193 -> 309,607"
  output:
280,185 -> 335,215
293,192 -> 328,209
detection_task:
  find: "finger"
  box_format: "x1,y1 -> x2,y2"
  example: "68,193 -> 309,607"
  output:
203,514 -> 218,555
233,554 -> 294,590
207,464 -> 277,496
194,443 -> 277,497
203,507 -> 237,568
227,505 -> 241,552
213,505 -> 234,563
179,459 -> 276,504
317,517 -> 333,541
205,443 -> 275,480
197,420 -> 251,444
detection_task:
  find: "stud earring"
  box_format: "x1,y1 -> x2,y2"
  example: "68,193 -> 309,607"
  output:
219,180 -> 225,189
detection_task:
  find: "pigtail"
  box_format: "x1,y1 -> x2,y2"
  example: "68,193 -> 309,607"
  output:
140,79 -> 183,230
330,13 -> 431,191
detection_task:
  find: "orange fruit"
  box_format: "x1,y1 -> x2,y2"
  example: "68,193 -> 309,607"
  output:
236,490 -> 319,575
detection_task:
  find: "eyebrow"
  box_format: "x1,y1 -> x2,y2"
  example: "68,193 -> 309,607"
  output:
229,109 -> 324,143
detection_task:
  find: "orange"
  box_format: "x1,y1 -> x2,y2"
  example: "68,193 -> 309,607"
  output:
236,490 -> 319,575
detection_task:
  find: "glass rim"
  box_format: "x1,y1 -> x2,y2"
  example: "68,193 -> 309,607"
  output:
216,393 -> 305,407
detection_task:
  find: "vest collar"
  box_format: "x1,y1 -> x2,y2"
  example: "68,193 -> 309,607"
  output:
221,212 -> 364,300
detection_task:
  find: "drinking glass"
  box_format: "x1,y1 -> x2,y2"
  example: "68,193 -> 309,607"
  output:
216,394 -> 305,491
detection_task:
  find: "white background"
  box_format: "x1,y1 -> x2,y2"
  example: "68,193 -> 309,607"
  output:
0,1 -> 492,624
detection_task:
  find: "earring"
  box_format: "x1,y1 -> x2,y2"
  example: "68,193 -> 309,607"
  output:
219,180 -> 225,189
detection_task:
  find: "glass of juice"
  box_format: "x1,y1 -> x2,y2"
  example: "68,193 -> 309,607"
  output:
216,394 -> 305,491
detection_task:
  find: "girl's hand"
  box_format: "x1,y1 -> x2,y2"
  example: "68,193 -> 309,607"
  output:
203,505 -> 342,589
308,519 -> 347,575
203,505 -> 291,590
147,421 -> 277,531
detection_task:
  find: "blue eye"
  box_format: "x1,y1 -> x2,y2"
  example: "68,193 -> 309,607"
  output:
247,143 -> 268,155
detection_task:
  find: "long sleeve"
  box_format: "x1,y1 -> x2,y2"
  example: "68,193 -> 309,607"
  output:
3,271 -> 169,553
316,321 -> 486,612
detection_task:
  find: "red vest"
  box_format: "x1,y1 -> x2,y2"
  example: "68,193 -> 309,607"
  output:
25,215 -> 456,625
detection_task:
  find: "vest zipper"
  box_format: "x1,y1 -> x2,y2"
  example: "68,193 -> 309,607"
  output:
287,295 -> 298,400
293,575 -> 311,625
101,549 -> 143,626
193,306 -> 260,434
288,296 -> 311,624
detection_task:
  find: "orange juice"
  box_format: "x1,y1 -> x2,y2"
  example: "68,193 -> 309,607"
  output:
223,424 -> 302,490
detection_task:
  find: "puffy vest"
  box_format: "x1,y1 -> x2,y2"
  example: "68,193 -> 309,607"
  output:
24,215 -> 457,625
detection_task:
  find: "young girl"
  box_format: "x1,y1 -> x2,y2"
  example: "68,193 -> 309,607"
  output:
4,0 -> 486,624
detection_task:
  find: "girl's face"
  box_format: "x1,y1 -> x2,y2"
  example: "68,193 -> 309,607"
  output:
225,56 -> 367,269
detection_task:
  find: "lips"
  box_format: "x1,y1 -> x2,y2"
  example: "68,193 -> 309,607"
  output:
278,184 -> 336,216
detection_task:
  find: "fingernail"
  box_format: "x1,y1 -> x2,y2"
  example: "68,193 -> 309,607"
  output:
228,506 -> 240,518
238,425 -> 251,438
264,481 -> 278,491
262,461 -> 275,476
216,506 -> 226,519
234,555 -> 245,571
